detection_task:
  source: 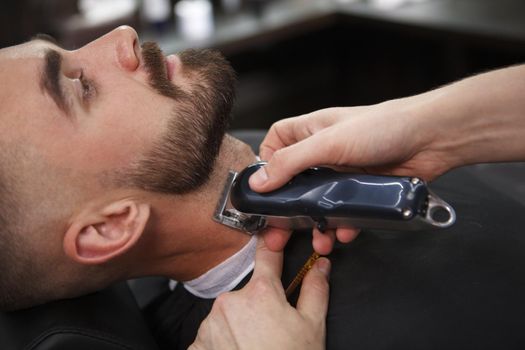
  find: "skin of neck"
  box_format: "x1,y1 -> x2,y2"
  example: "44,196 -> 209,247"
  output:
130,135 -> 258,281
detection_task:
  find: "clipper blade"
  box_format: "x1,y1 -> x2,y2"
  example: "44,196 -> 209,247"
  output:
213,170 -> 266,234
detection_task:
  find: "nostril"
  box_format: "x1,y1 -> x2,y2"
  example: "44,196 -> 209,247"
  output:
116,40 -> 139,72
121,43 -> 140,72
133,38 -> 142,66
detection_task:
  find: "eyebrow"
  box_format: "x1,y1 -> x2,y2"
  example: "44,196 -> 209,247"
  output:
39,48 -> 70,115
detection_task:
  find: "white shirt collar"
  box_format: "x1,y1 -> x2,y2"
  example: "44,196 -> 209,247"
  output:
169,235 -> 257,299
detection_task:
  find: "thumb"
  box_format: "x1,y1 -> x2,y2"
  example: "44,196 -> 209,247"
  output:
249,132 -> 334,192
296,258 -> 331,322
252,236 -> 283,280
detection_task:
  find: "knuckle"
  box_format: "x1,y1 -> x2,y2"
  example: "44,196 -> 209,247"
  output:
268,120 -> 284,137
270,149 -> 287,165
307,275 -> 330,295
213,292 -> 233,311
250,276 -> 274,296
269,120 -> 281,130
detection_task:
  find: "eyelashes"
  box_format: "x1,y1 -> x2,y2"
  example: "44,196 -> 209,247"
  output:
78,70 -> 96,101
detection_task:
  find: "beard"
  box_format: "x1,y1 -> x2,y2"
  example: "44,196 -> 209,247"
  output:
121,42 -> 236,194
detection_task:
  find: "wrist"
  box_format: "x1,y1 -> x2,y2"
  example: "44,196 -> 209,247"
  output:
420,66 -> 525,167
379,94 -> 461,174
400,81 -> 488,171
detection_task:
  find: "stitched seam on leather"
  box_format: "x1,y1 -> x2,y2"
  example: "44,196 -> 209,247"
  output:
24,327 -> 143,350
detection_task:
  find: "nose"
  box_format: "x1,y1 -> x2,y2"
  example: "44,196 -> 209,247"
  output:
70,26 -> 141,77
112,26 -> 140,72
80,26 -> 140,72
81,26 -> 140,72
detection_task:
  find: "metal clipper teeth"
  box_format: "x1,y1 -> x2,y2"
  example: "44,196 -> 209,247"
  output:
213,170 -> 266,235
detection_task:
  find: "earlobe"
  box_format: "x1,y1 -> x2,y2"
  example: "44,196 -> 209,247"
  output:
64,201 -> 151,265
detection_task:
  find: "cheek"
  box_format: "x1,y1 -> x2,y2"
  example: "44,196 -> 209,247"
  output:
69,89 -> 175,171
22,76 -> 176,174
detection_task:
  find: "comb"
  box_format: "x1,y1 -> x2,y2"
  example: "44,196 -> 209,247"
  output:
285,252 -> 321,298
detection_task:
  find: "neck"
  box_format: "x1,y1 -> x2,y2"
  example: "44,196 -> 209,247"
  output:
135,135 -> 257,281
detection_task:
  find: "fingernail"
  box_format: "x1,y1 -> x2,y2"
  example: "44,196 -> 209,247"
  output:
250,167 -> 268,187
316,258 -> 331,277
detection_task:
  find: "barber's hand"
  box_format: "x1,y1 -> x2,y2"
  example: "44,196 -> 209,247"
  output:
251,65 -> 525,253
189,239 -> 331,350
250,101 -> 453,253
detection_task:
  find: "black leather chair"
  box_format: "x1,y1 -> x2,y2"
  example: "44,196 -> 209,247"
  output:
0,283 -> 159,350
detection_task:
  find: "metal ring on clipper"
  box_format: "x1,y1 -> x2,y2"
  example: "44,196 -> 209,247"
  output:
424,191 -> 456,228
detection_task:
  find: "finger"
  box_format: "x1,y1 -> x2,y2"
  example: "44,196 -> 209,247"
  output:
259,108 -> 347,161
312,228 -> 336,255
259,107 -> 357,161
259,111 -> 323,160
259,116 -> 305,161
250,130 -> 341,192
296,257 -> 331,322
252,236 -> 283,280
262,227 -> 292,251
336,227 -> 360,243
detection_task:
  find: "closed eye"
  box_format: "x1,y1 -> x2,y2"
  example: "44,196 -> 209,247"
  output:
78,70 -> 97,101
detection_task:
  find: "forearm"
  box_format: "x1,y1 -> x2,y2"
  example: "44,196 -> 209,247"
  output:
410,64 -> 525,168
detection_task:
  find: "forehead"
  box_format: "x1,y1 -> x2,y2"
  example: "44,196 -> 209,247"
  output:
0,40 -> 50,60
0,41 -> 63,137
0,41 -> 50,108
0,41 -> 115,201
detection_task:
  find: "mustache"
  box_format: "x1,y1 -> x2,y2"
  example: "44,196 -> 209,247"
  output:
141,42 -> 184,99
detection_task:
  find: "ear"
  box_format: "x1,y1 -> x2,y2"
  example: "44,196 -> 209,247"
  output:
64,200 -> 151,265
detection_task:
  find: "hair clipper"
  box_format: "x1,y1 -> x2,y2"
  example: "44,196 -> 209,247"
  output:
213,162 -> 456,235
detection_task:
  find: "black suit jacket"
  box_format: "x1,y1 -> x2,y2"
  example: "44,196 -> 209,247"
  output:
145,167 -> 525,350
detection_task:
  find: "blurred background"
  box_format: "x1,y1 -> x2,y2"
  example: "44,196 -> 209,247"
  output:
1,0 -> 525,130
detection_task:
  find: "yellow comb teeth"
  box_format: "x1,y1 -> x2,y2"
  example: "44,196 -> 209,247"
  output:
285,252 -> 321,298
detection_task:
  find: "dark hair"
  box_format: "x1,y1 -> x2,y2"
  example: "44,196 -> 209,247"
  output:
0,166 -> 36,311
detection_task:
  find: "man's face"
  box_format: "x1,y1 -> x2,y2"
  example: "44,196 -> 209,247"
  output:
0,25 -> 235,200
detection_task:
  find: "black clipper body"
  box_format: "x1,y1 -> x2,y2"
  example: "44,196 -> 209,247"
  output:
213,162 -> 456,234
